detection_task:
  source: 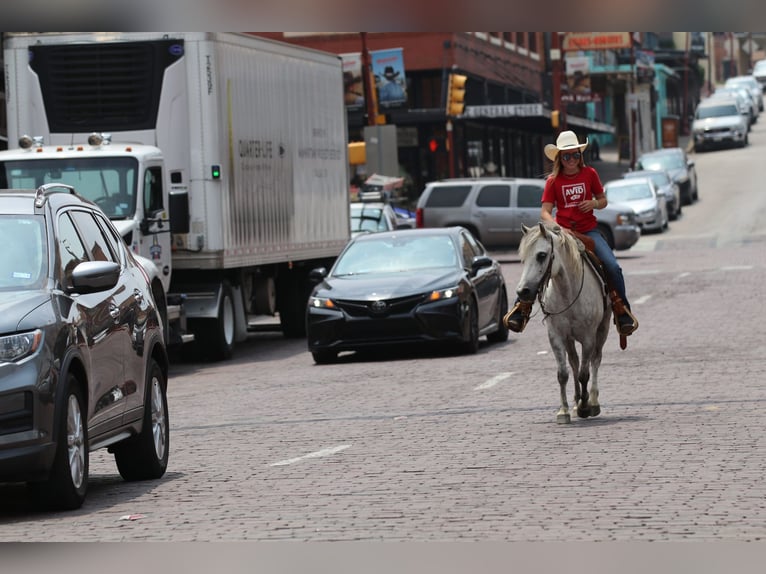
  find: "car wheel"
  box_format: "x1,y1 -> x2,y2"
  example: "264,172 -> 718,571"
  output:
29,377 -> 88,510
312,350 -> 338,364
487,289 -> 509,343
460,298 -> 480,354
596,223 -> 614,251
113,359 -> 169,481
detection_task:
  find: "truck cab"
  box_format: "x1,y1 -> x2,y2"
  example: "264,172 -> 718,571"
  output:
0,134 -> 192,345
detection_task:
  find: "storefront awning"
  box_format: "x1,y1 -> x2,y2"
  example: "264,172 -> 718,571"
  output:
462,103 -> 616,135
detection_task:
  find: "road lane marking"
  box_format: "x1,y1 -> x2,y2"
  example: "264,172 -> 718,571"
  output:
633,295 -> 652,305
269,444 -> 351,467
474,372 -> 513,390
721,265 -> 753,271
675,272 -> 691,280
628,270 -> 661,275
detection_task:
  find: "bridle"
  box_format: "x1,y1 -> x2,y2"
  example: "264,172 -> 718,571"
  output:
534,235 -> 587,318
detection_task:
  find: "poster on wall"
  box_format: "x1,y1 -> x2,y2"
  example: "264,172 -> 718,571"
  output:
340,53 -> 365,109
562,56 -> 602,103
370,48 -> 408,108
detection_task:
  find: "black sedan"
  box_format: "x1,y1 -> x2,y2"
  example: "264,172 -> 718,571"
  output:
306,227 -> 509,363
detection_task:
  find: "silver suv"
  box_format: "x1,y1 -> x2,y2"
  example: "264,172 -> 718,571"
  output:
415,178 -> 640,251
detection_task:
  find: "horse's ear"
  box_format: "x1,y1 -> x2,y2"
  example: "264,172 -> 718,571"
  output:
538,221 -> 547,237
521,224 -> 531,235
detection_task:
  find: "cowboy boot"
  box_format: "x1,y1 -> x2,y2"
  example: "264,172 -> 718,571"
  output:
503,300 -> 533,333
609,290 -> 638,336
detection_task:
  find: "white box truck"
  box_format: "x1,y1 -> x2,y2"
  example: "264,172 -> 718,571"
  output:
1,32 -> 350,360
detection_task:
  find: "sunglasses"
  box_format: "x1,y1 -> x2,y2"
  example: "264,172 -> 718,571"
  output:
561,152 -> 582,162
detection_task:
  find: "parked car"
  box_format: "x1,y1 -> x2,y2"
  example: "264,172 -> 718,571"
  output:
635,147 -> 698,206
725,75 -> 763,113
415,177 -> 640,251
752,59 -> 766,92
604,178 -> 668,233
710,87 -> 755,127
306,227 -> 509,363
350,190 -> 414,238
0,183 -> 169,510
623,169 -> 682,220
691,97 -> 749,152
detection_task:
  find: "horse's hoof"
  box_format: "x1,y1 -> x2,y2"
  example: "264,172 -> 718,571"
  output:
557,413 -> 571,424
577,402 -> 591,418
590,405 -> 601,417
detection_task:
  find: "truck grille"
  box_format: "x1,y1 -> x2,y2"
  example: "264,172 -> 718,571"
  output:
29,39 -> 184,133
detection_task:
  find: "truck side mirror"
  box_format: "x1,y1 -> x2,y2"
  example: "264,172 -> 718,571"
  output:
169,191 -> 190,234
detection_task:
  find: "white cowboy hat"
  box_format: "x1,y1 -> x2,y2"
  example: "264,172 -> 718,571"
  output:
544,130 -> 589,161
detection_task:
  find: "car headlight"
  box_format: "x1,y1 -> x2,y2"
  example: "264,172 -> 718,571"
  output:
309,296 -> 336,310
616,212 -> 637,225
0,329 -> 43,363
639,208 -> 655,217
427,285 -> 462,302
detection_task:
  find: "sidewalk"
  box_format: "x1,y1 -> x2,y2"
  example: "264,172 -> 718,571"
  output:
591,135 -> 693,184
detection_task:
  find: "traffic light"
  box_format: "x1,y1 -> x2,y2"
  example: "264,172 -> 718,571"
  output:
446,73 -> 467,116
427,137 -> 446,153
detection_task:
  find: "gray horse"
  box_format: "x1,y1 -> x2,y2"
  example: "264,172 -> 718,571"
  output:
516,222 -> 611,424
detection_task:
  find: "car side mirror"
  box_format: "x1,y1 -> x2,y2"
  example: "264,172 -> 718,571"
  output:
309,267 -> 328,283
68,261 -> 120,294
470,255 -> 493,274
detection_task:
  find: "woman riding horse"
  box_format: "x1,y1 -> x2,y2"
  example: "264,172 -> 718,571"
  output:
505,130 -> 639,337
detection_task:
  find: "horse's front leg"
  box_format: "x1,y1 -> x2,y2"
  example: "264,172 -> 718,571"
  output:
549,336 -> 571,424
576,342 -> 595,419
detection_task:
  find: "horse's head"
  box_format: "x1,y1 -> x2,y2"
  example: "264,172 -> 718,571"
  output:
516,222 -> 558,303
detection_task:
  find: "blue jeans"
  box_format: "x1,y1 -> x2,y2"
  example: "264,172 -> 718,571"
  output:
585,229 -> 629,308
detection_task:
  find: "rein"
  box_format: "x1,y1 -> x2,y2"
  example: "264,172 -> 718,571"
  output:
536,235 -> 587,318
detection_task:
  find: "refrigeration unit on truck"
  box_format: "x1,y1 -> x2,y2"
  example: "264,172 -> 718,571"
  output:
1,32 -> 351,360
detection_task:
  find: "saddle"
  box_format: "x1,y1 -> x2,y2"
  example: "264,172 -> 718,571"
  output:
566,229 -> 637,350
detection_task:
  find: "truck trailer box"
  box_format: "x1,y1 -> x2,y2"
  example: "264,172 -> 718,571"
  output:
3,32 -> 350,270
2,32 -> 351,359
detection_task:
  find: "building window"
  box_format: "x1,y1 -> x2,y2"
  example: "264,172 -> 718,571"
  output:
527,33 -> 537,54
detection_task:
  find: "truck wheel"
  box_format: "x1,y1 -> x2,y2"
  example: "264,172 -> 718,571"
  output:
279,272 -> 309,338
113,359 -> 169,481
191,281 -> 236,361
29,377 -> 88,510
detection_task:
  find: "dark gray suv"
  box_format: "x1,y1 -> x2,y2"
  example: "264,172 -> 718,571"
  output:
0,184 -> 169,510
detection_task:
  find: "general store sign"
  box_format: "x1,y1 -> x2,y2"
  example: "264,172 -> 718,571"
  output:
562,32 -> 632,51
462,103 -> 544,118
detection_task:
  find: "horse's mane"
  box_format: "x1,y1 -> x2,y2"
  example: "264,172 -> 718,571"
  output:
519,222 -> 584,274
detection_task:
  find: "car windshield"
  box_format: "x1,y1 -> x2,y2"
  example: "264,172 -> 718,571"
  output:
696,104 -> 740,119
638,153 -> 685,171
350,205 -> 389,233
627,172 -> 667,187
0,157 -> 139,219
606,184 -> 653,202
334,235 -> 458,276
0,215 -> 47,290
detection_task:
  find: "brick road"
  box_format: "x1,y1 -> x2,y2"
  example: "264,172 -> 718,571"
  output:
2,130 -> 766,547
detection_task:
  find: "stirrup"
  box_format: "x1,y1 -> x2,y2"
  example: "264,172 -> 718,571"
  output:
615,308 -> 639,336
503,301 -> 532,333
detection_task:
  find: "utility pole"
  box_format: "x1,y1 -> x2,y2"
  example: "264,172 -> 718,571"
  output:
707,32 -> 713,94
630,34 -> 637,170
683,32 -> 690,135
551,32 -> 565,135
360,32 -> 377,126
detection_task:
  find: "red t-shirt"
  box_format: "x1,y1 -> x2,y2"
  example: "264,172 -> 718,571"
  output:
541,165 -> 604,233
